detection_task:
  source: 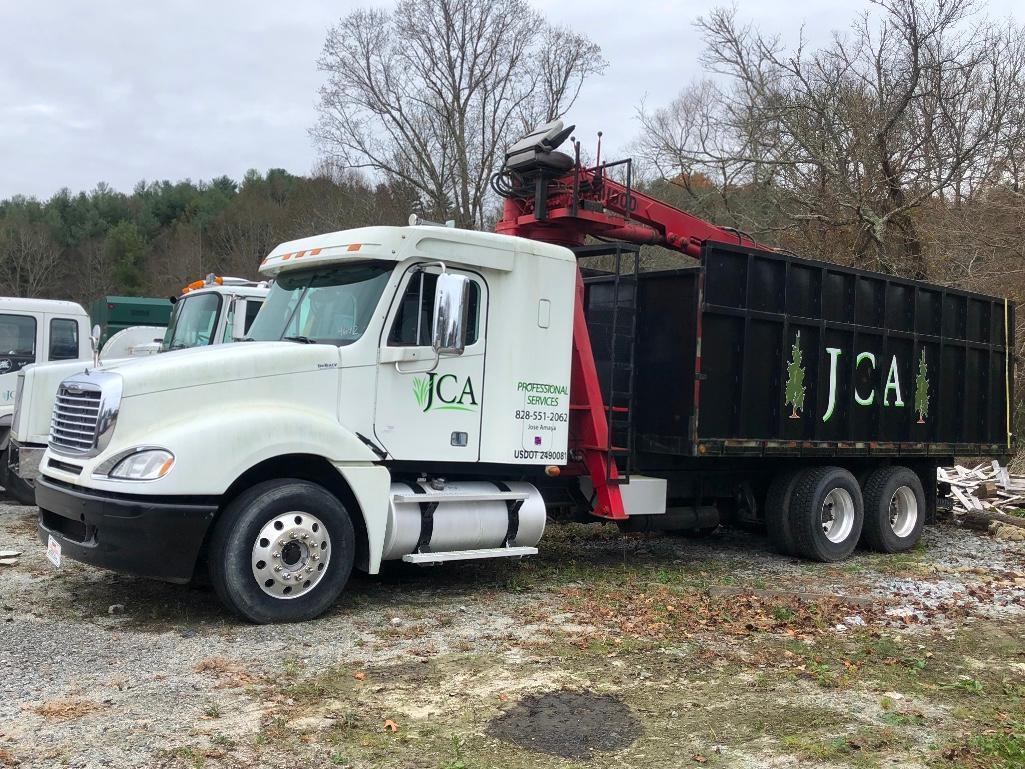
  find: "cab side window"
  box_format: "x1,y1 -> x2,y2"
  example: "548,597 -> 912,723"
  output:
0,314 -> 37,371
388,271 -> 480,347
49,318 -> 79,361
244,300 -> 262,332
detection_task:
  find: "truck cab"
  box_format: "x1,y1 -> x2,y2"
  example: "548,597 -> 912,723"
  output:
35,225 -> 573,622
6,278 -> 268,504
0,298 -> 91,455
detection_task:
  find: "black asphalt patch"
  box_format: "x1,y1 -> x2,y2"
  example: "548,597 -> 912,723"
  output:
489,690 -> 642,758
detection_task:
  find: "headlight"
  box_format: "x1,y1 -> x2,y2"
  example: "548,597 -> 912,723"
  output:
107,449 -> 175,480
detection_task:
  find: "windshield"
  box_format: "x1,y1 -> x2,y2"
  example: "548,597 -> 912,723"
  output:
162,293 -> 222,350
246,262 -> 393,346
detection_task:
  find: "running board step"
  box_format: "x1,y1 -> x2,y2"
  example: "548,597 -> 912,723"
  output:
391,491 -> 529,504
402,546 -> 538,565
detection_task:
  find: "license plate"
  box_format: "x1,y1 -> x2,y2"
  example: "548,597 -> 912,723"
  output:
46,535 -> 62,568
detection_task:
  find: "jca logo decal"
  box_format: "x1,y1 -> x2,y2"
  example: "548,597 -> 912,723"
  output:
412,373 -> 478,413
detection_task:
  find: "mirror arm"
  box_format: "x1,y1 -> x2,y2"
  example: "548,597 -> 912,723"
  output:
413,260 -> 447,275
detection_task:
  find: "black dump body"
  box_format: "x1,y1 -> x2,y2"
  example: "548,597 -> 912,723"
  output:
584,241 -> 1015,460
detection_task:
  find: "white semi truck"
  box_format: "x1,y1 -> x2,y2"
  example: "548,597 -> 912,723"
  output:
33,124 -> 1015,624
6,277 -> 267,504
35,226 -> 582,623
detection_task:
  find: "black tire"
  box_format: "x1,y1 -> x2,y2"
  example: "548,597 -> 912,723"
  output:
860,466 -> 925,553
791,466 -> 863,563
208,479 -> 355,624
764,468 -> 802,555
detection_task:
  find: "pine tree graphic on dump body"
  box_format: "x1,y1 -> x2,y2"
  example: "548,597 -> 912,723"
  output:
785,331 -> 806,419
914,350 -> 930,424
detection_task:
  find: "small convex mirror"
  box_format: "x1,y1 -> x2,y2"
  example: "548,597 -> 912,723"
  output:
432,273 -> 470,355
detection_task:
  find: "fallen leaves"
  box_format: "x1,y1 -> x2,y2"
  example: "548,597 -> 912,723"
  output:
383,719 -> 399,732
30,697 -> 102,720
559,581 -> 892,641
353,671 -> 366,681
194,657 -> 259,688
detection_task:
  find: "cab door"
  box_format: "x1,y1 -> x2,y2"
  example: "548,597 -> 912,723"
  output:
373,266 -> 487,461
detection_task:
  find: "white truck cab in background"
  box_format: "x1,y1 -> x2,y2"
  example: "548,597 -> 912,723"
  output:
36,225 -> 576,623
0,298 -> 91,473
5,278 -> 268,504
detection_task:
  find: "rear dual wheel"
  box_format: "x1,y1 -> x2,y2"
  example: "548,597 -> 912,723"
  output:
766,464 -> 925,562
790,466 -> 864,562
860,466 -> 925,553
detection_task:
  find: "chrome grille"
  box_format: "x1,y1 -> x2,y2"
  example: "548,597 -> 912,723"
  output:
50,384 -> 102,454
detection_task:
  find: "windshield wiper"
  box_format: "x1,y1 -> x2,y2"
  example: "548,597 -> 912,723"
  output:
282,335 -> 316,344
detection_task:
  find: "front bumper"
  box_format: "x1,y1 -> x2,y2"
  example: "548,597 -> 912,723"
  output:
36,475 -> 219,583
3,440 -> 40,505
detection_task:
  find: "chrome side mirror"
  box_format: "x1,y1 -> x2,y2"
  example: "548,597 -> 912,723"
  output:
432,273 -> 470,355
231,299 -> 248,341
90,324 -> 101,367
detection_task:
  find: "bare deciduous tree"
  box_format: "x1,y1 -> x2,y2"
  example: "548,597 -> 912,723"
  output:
640,0 -> 1025,278
0,215 -> 63,297
311,0 -> 605,227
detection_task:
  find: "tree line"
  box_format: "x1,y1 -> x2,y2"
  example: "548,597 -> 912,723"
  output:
0,170 -> 418,303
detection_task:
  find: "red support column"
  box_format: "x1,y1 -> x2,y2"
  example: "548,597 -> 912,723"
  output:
568,267 -> 626,520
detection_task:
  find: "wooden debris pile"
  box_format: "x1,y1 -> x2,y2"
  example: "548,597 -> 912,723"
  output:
0,549 -> 20,567
939,462 -> 1025,538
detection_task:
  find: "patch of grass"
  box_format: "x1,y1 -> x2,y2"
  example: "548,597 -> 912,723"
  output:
210,734 -> 235,749
161,746 -> 205,768
780,734 -> 855,760
202,703 -> 221,719
968,729 -> 1025,768
771,605 -> 797,622
940,677 -> 985,695
881,711 -> 926,727
438,735 -> 469,769
781,726 -> 905,765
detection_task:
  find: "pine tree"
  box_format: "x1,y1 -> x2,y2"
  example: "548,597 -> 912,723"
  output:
914,349 -> 930,424
785,331 -> 806,419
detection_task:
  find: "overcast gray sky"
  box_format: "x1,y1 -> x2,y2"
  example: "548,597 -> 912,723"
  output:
1,0 -> 1021,201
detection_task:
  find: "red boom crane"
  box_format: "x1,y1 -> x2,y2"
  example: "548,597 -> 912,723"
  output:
493,120 -> 768,520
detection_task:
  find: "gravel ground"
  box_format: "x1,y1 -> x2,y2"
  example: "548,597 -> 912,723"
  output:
3,502 -> 1025,769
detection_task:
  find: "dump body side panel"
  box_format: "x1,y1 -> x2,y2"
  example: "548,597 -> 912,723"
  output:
584,243 -> 1014,459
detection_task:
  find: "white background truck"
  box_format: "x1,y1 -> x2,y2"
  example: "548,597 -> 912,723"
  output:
0,298 -> 93,488
5,277 -> 267,504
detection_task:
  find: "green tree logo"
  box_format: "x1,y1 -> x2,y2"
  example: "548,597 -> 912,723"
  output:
914,350 -> 930,424
785,331 -> 806,419
412,376 -> 430,410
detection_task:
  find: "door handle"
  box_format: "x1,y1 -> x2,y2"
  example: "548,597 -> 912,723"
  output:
379,347 -> 426,363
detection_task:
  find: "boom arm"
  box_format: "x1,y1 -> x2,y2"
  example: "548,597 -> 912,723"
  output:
494,142 -> 764,256
493,121 -> 765,520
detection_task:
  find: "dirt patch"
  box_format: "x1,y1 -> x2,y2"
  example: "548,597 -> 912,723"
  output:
29,697 -> 102,720
489,690 -> 642,759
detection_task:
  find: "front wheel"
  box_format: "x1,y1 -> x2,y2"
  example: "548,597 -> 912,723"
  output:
208,479 -> 355,624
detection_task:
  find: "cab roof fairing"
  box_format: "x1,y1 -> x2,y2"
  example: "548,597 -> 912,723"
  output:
258,225 -> 575,278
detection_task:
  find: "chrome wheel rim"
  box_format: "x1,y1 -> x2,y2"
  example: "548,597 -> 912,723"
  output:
889,486 -> 918,538
251,511 -> 331,599
820,488 -> 855,543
